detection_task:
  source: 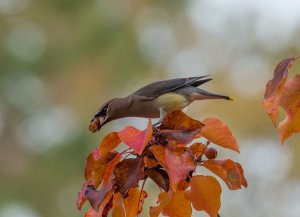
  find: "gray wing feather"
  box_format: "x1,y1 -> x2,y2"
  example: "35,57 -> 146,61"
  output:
132,76 -> 211,99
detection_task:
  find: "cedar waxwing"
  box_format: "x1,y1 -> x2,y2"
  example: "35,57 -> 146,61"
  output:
89,76 -> 233,132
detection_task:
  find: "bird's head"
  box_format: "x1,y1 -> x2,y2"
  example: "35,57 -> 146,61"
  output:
89,98 -> 118,133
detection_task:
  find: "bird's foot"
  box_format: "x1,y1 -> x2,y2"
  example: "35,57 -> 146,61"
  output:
152,120 -> 162,128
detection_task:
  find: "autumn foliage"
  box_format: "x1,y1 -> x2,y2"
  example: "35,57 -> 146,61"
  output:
263,56 -> 300,144
77,111 -> 247,217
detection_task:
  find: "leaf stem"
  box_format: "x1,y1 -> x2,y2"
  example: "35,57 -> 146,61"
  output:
137,178 -> 147,217
123,152 -> 132,160
106,148 -> 131,168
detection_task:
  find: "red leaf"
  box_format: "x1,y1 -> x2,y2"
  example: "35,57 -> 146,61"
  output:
160,128 -> 202,144
85,151 -> 118,188
118,119 -> 153,155
113,157 -> 145,194
102,197 -> 113,217
200,117 -> 240,153
82,185 -> 114,217
150,145 -> 196,191
278,74 -> 300,143
85,185 -> 113,213
84,196 -> 113,217
84,208 -> 98,217
145,168 -> 170,192
77,180 -> 94,210
203,159 -> 247,190
263,57 -> 295,126
185,175 -> 221,217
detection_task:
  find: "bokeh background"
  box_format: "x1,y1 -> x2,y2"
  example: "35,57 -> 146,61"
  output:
1,0 -> 300,216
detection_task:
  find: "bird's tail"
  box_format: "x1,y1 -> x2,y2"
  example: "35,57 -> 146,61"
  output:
193,89 -> 234,101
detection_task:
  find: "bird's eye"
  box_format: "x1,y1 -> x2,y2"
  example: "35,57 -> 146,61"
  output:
101,104 -> 109,113
94,104 -> 109,119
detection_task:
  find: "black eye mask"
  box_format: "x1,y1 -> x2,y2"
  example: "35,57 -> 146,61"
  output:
89,101 -> 110,132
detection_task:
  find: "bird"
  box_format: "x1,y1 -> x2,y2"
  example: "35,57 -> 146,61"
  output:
89,76 -> 233,132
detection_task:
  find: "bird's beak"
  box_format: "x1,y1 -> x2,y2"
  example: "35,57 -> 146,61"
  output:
89,115 -> 107,133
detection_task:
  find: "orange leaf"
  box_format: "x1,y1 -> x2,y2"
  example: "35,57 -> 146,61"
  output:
85,151 -> 118,188
263,57 -> 295,125
144,157 -> 157,168
150,191 -> 191,217
102,154 -> 122,188
161,110 -> 205,131
236,162 -> 248,188
150,192 -> 169,217
123,188 -> 147,217
112,193 -> 125,217
190,142 -> 206,158
112,189 -> 147,217
162,191 -> 191,217
185,175 -> 221,217
150,145 -> 196,191
200,117 -> 240,153
94,132 -> 121,161
203,159 -> 247,190
176,180 -> 190,191
118,119 -> 153,155
278,74 -> 300,144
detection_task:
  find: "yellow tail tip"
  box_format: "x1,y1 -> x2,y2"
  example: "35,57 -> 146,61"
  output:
228,97 -> 235,101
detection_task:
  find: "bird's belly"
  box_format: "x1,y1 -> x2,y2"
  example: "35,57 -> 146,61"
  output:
154,93 -> 190,113
129,99 -> 161,118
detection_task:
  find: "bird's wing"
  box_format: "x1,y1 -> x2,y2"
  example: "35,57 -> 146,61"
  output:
132,76 -> 212,99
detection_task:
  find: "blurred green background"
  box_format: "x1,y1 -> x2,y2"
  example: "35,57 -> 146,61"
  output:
1,0 -> 300,217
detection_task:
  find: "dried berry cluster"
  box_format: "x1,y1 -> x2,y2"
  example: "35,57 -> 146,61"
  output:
77,111 -> 247,217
